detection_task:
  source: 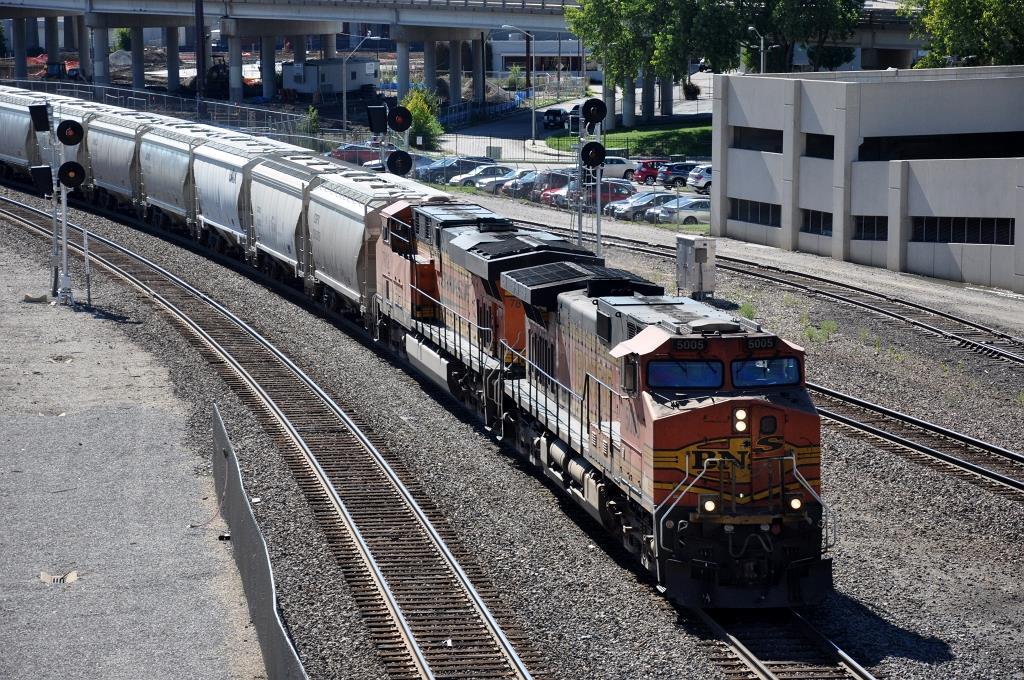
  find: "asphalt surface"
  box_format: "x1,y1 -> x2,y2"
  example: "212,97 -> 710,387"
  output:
0,247 -> 265,680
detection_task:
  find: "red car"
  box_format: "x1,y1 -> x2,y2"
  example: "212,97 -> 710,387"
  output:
329,140 -> 397,165
568,179 -> 636,211
634,159 -> 669,185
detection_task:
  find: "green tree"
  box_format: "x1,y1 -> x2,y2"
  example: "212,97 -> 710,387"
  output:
114,27 -> 131,52
904,0 -> 1024,67
402,89 -> 445,151
773,0 -> 862,71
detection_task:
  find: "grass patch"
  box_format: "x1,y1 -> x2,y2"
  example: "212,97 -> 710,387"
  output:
802,315 -> 838,343
738,302 -> 757,320
546,121 -> 712,157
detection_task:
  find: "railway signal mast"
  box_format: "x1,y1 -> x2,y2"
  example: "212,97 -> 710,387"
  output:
574,98 -> 607,255
365,103 -> 414,176
27,103 -> 89,305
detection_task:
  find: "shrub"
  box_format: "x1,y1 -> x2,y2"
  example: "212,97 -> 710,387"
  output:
402,89 -> 445,150
114,27 -> 131,52
506,64 -> 524,90
683,81 -> 701,100
298,105 -> 320,135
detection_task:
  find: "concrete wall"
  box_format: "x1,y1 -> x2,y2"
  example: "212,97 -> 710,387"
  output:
726,148 -> 783,203
798,157 -> 833,211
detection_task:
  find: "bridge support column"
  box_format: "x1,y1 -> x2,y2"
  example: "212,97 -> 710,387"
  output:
602,70 -> 616,131
622,75 -> 635,128
130,26 -> 145,90
26,17 -> 39,49
660,77 -> 673,116
322,34 -> 336,59
12,18 -> 26,79
76,18 -> 91,80
45,17 -> 59,67
261,35 -> 276,99
422,40 -> 436,93
64,16 -> 76,50
229,35 -> 243,103
449,40 -> 462,103
641,71 -> 655,123
93,27 -> 110,84
165,27 -> 179,93
290,35 -> 306,65
396,40 -> 409,101
471,37 -> 484,105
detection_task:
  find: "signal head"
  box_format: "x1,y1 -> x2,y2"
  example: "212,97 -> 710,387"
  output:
580,141 -> 606,168
386,150 -> 413,176
28,103 -> 50,133
57,120 -> 84,146
30,165 -> 53,195
57,161 -> 86,189
387,106 -> 412,132
581,97 -> 607,125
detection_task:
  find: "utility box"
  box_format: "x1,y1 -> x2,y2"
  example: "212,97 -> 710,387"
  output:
676,234 -> 716,299
486,145 -> 502,160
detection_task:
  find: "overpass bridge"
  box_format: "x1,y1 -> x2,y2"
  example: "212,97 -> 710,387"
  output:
0,0 -> 579,107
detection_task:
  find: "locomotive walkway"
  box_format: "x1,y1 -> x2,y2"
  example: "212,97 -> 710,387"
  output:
0,239 -> 263,679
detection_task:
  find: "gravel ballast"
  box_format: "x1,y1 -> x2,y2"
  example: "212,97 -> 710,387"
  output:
4,182 -> 1024,678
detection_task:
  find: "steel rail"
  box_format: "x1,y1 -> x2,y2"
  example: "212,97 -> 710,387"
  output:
1,197 -> 532,680
514,219 -> 1024,365
693,607 -> 878,680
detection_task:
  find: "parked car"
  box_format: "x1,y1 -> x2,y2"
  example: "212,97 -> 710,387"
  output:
599,156 -> 637,180
569,179 -> 636,211
657,161 -> 700,188
634,159 -> 669,185
534,170 -> 574,203
449,164 -> 513,186
565,103 -> 582,132
651,196 -> 712,224
688,164 -> 713,193
477,168 -> 531,193
544,108 -> 568,129
603,190 -> 658,216
503,171 -> 539,198
613,191 -> 676,221
330,141 -> 397,165
415,156 -> 493,183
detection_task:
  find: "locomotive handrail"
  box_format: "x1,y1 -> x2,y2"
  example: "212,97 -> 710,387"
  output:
788,452 -> 838,551
653,456 -> 721,581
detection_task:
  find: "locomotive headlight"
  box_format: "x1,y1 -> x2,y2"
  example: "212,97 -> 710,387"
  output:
733,408 -> 748,432
703,499 -> 717,513
700,495 -> 720,514
787,496 -> 803,511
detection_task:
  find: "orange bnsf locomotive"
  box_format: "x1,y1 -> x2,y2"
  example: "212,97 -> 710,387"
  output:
376,202 -> 834,608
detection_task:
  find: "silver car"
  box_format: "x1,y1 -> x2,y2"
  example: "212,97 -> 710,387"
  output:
476,168 -> 530,193
613,191 -> 676,221
687,164 -> 712,193
449,164 -> 513,186
651,196 -> 712,224
600,156 -> 638,180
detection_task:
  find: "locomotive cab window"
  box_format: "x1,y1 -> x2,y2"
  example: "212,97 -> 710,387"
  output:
646,360 -> 724,389
732,357 -> 801,388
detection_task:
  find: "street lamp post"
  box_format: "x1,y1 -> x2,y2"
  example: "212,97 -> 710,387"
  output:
748,26 -> 765,74
502,24 -> 536,144
342,33 -> 381,134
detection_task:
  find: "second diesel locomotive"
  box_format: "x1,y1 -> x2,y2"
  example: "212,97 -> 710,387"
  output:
0,85 -> 836,607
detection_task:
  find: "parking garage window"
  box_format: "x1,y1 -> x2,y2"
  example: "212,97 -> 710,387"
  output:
911,216 -> 1015,245
801,209 -> 833,236
732,126 -> 784,154
805,134 -> 835,159
729,198 -> 781,227
853,215 -> 889,241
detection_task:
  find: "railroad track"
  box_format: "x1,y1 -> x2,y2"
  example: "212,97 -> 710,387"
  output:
522,221 -> 1024,367
693,607 -> 876,680
809,383 -> 1024,497
2,197 -> 539,680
